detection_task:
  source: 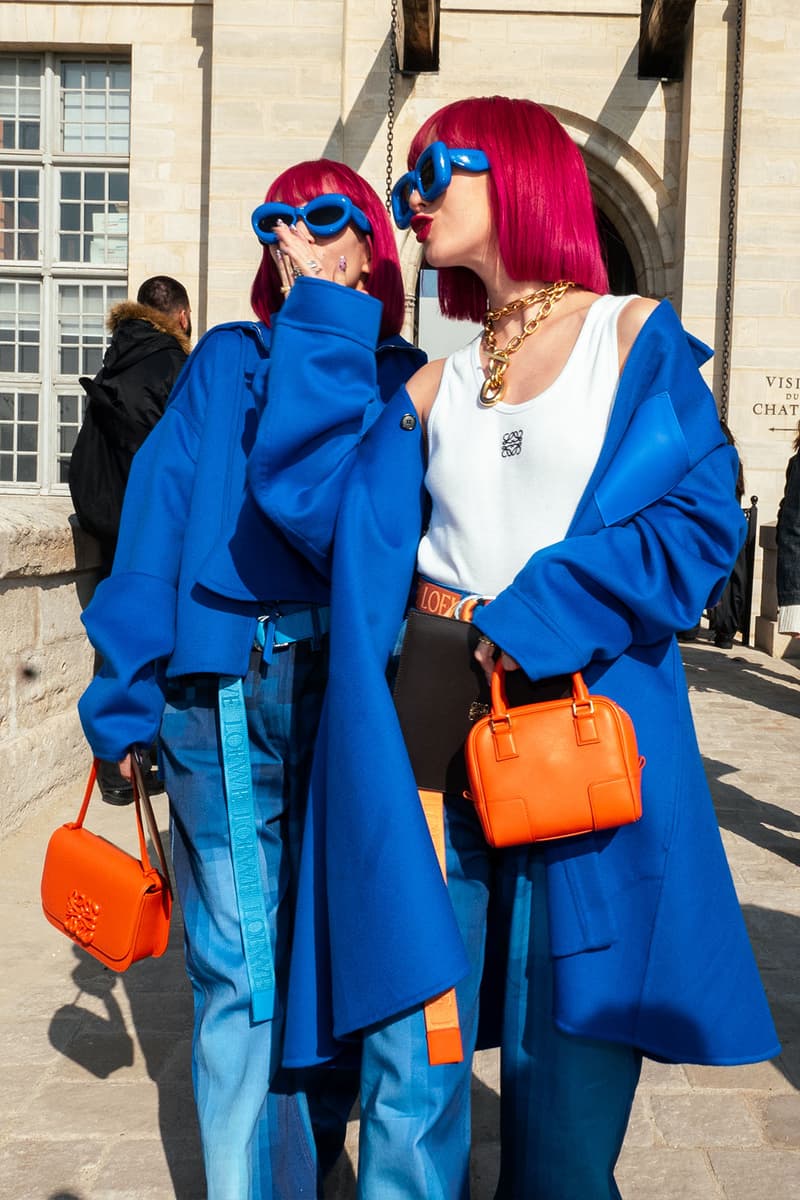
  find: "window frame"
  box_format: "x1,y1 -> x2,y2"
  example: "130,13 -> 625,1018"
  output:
0,51 -> 130,494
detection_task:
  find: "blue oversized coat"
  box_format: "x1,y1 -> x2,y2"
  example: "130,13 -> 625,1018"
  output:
249,280 -> 779,1069
78,318 -> 424,761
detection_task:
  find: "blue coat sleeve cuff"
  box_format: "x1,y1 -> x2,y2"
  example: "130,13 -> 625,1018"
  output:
79,572 -> 177,759
248,281 -> 387,573
278,277 -> 382,347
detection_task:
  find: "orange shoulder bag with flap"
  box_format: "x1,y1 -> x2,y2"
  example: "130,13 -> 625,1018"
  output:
41,756 -> 172,971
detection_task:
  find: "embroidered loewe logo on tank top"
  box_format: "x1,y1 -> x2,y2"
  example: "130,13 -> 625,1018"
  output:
501,429 -> 523,458
416,293 -> 638,598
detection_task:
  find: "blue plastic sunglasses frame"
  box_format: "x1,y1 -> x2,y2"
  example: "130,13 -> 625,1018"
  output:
391,141 -> 490,230
251,193 -> 372,245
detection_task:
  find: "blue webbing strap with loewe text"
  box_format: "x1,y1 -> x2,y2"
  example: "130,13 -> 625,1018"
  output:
218,676 -> 276,1023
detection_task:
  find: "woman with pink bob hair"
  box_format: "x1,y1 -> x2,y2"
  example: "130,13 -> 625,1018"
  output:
407,95 -> 609,321
78,157 -> 424,1198
253,97 -> 777,1198
252,157 -> 406,336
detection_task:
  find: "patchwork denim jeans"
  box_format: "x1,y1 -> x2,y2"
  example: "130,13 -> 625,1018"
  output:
161,642 -> 356,1200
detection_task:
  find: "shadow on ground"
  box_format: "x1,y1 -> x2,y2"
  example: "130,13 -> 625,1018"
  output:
681,640 -> 800,720
704,753 -> 800,870
740,904 -> 800,1092
48,930 -> 203,1199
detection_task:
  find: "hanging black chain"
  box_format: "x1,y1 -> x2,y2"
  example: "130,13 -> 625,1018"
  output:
386,0 -> 398,211
720,0 -> 744,423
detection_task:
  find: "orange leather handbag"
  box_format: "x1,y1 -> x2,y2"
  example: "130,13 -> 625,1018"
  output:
41,757 -> 172,971
465,664 -> 644,847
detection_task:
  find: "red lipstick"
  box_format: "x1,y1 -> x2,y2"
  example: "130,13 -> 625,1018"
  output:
411,215 -> 432,242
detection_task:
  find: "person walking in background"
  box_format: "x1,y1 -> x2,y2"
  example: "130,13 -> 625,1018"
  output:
77,160 -> 424,1200
69,274 -> 192,802
69,274 -> 191,575
707,420 -> 747,649
251,97 -> 779,1199
776,421 -> 800,638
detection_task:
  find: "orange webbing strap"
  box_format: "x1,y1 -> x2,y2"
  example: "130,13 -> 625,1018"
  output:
418,788 -> 464,1065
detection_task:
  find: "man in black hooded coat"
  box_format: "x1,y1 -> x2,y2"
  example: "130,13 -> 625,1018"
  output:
69,274 -> 191,801
69,274 -> 191,574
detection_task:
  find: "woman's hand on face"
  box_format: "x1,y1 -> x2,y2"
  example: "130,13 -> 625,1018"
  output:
270,220 -> 349,295
474,638 -> 520,685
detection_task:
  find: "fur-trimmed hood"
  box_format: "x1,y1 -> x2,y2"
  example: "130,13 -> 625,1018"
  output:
108,300 -> 191,357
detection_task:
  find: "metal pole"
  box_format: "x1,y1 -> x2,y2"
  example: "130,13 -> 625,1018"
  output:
719,0 -> 744,423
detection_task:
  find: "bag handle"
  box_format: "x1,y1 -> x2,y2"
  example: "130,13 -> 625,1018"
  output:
489,662 -> 589,718
489,660 -> 510,720
72,757 -> 173,896
130,754 -> 173,895
72,760 -> 99,828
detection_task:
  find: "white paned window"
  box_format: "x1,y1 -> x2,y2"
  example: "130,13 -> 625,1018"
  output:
61,60 -> 131,155
0,53 -> 129,492
57,281 -> 127,378
0,56 -> 40,151
0,390 -> 39,483
0,167 -> 40,260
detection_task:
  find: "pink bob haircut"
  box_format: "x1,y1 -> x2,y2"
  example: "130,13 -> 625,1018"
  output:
250,158 -> 405,339
407,96 -> 609,322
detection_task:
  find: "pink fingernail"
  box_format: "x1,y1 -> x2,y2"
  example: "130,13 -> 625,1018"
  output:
338,256 -> 347,271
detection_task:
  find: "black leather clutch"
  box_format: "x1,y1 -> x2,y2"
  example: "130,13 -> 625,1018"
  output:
391,609 -> 571,794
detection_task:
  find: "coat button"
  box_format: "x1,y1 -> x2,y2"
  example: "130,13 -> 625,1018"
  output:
400,413 -> 417,431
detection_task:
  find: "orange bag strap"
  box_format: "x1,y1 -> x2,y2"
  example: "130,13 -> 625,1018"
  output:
488,665 -> 596,758
418,788 -> 464,1066
570,671 -> 592,708
71,760 -> 99,829
489,660 -> 509,715
73,757 -> 172,895
490,662 -> 587,714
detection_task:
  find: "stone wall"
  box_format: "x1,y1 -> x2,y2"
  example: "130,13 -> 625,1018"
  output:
727,0 -> 800,543
0,498 -> 100,836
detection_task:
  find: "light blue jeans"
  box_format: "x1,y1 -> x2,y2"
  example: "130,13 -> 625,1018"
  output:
161,642 -> 356,1200
358,795 -> 642,1199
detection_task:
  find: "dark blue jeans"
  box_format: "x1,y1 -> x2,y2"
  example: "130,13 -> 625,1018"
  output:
358,796 -> 641,1200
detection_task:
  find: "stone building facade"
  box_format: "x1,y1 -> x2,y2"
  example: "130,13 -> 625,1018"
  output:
1,0 -> 798,829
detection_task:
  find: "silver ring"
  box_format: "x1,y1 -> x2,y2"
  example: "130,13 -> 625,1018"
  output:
305,259 -> 322,275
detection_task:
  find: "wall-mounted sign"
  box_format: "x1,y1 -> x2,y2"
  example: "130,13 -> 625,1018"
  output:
751,375 -> 800,424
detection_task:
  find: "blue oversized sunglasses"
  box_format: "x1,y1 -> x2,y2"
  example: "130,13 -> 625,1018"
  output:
251,193 -> 372,245
391,141 -> 490,230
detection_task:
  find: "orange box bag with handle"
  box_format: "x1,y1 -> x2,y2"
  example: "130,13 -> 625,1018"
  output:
465,662 -> 645,847
41,755 -> 172,970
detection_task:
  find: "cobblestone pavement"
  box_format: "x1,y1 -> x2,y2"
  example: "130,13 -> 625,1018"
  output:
2,635 -> 798,1200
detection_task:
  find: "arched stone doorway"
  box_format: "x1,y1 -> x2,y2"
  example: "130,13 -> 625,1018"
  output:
597,209 -> 638,296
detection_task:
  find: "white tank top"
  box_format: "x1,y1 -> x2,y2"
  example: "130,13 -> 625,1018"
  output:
416,293 -> 636,596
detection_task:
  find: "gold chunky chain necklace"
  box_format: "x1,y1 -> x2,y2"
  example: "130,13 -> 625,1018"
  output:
479,280 -> 575,407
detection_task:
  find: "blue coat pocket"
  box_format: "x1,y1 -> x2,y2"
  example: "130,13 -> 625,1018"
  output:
595,391 -> 690,528
545,839 -> 619,957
